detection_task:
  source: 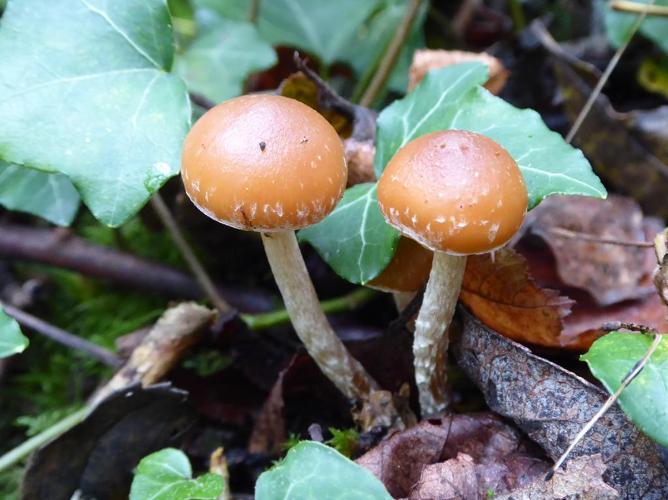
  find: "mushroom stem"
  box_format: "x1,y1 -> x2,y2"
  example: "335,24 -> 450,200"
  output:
414,251 -> 466,417
261,231 -> 380,400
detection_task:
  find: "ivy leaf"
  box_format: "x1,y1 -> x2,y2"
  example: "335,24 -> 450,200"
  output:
582,332 -> 668,447
0,0 -> 190,227
0,307 -> 28,358
299,183 -> 400,285
175,17 -> 276,103
603,0 -> 668,55
130,448 -> 223,500
375,63 -> 607,207
255,441 -> 392,500
0,162 -> 80,226
341,0 -> 427,93
196,0 -> 379,66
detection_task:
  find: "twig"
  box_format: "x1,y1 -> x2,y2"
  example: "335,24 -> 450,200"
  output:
0,406 -> 90,472
241,288 -> 376,330
611,0 -> 668,16
0,223 -> 271,312
150,194 -> 233,314
601,321 -> 658,333
248,0 -> 260,23
1,303 -> 122,368
547,331 -> 664,479
565,0 -> 655,143
548,227 -> 654,247
189,92 -> 215,110
358,0 -> 423,107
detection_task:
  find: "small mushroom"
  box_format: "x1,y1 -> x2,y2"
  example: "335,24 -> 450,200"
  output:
367,237 -> 433,310
377,130 -> 528,416
182,94 -> 380,401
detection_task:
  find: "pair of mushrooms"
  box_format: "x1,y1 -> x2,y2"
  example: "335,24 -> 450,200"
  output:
181,94 -> 527,416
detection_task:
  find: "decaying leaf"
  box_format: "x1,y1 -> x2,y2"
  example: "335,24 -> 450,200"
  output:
356,413 -> 550,499
452,308 -> 668,498
408,49 -> 508,94
655,229 -> 668,309
344,138 -> 376,186
532,22 -> 668,219
527,195 -> 657,306
496,454 -> 618,500
460,248 -> 575,349
22,384 -> 195,500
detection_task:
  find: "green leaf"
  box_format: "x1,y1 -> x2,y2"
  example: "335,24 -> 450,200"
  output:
375,63 -> 607,207
255,441 -> 392,500
175,18 -> 276,103
0,0 -> 190,227
582,332 -> 668,447
0,307 -> 28,358
299,183 -> 400,285
0,162 -> 80,226
196,0 -> 379,65
603,0 -> 668,54
343,0 -> 426,94
130,448 -> 224,500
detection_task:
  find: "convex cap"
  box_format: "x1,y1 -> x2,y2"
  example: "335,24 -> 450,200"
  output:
182,94 -> 347,231
377,130 -> 527,255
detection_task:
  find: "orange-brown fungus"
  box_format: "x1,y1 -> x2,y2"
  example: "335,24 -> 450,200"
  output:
181,94 -> 347,232
368,237 -> 433,292
377,130 -> 528,255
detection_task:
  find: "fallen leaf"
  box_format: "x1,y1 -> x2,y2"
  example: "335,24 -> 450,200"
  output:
408,49 -> 509,93
356,413 -> 549,498
460,248 -> 575,349
532,22 -> 668,219
527,195 -> 657,306
452,308 -> 668,498
22,384 -> 195,500
496,454 -> 618,500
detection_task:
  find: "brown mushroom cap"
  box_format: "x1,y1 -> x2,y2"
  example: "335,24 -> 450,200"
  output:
181,94 -> 347,232
377,130 -> 528,255
367,237 -> 433,292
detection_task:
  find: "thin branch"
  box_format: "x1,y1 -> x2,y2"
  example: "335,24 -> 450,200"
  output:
358,0 -> 423,107
0,406 -> 90,472
248,0 -> 260,24
241,288 -> 376,330
1,302 -> 122,368
601,321 -> 658,334
150,194 -> 233,314
0,223 -> 272,312
547,332 -> 664,479
189,92 -> 215,110
611,0 -> 668,16
548,227 -> 654,247
565,0 -> 655,143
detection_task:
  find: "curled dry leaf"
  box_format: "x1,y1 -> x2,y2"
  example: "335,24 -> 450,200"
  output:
407,49 -> 508,93
496,454 -> 618,500
344,137 -> 376,186
459,248 -> 576,349
526,195 -> 657,306
356,413 -> 550,498
452,308 -> 668,499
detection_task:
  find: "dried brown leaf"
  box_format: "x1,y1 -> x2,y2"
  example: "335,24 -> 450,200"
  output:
356,413 -> 549,498
460,248 -> 575,349
452,308 -> 668,498
496,455 -> 618,500
527,195 -> 657,306
408,49 -> 508,93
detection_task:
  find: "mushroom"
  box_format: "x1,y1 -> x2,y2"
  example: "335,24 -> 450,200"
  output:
377,130 -> 528,416
367,237 -> 433,310
181,94 -> 379,401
